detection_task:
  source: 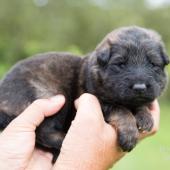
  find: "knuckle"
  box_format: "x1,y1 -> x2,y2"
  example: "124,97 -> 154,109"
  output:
32,99 -> 47,107
75,113 -> 102,129
32,99 -> 42,105
83,116 -> 96,124
31,99 -> 47,112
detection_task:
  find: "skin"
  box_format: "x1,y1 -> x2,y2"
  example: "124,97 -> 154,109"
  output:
0,94 -> 160,170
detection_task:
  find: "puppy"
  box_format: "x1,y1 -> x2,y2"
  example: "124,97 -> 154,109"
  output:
0,26 -> 169,162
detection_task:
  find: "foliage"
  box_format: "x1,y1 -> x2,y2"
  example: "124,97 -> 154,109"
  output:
0,2 -> 169,50
1,0 -> 170,97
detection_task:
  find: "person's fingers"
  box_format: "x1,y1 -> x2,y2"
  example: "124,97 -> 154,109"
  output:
139,100 -> 160,139
149,100 -> 160,134
7,95 -> 65,131
25,149 -> 53,170
54,94 -> 124,170
74,93 -> 105,124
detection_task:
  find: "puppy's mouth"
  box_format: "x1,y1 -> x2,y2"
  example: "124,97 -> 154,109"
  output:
123,95 -> 155,107
134,96 -> 154,103
113,89 -> 156,107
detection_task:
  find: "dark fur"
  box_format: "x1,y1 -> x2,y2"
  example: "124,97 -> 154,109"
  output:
0,26 -> 169,162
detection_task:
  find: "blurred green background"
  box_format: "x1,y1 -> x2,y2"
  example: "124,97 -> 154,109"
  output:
0,0 -> 170,169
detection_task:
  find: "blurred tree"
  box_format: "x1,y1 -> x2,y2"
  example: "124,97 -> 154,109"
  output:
0,0 -> 169,98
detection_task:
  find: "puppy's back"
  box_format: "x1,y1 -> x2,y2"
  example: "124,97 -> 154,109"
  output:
0,52 -> 82,116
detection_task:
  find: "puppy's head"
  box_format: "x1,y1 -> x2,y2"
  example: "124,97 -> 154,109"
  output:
89,26 -> 169,107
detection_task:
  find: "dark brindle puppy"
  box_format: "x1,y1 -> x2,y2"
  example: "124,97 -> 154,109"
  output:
0,26 -> 169,161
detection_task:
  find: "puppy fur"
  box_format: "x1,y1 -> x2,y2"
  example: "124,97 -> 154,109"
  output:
0,26 -> 169,162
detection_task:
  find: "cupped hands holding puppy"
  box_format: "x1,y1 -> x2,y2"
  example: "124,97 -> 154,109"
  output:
0,94 -> 160,170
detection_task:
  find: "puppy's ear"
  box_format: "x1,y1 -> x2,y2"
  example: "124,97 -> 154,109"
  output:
163,54 -> 170,65
161,49 -> 170,65
163,53 -> 170,65
97,48 -> 111,67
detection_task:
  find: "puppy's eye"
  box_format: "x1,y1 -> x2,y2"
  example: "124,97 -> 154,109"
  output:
151,62 -> 156,67
109,62 -> 126,72
119,63 -> 126,68
150,62 -> 163,71
114,63 -> 126,69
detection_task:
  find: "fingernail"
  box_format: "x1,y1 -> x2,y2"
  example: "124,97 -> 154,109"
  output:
50,95 -> 65,103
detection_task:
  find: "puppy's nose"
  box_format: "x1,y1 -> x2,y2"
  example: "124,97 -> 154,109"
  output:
132,83 -> 146,92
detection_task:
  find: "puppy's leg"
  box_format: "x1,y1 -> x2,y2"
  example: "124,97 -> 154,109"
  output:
35,101 -> 72,163
106,107 -> 139,152
135,106 -> 153,132
36,116 -> 65,163
36,123 -> 65,150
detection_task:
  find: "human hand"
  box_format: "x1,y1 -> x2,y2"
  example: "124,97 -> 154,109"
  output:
0,93 -> 160,170
0,95 -> 65,170
53,94 -> 160,170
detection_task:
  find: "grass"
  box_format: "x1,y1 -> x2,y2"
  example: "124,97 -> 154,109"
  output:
112,101 -> 170,170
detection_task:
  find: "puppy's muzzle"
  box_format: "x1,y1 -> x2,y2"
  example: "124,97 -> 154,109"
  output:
132,83 -> 146,93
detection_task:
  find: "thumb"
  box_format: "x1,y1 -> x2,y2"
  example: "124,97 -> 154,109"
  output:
74,93 -> 105,125
5,95 -> 65,132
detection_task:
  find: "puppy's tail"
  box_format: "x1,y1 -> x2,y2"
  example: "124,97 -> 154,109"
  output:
0,111 -> 15,129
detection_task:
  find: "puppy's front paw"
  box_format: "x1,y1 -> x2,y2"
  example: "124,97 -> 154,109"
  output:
135,107 -> 153,132
107,106 -> 139,152
118,126 -> 139,152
